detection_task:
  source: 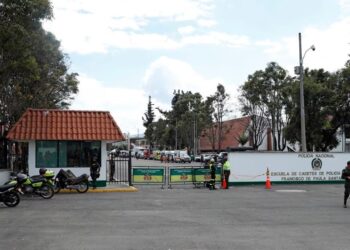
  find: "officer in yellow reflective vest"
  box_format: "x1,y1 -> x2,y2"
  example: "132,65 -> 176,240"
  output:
223,157 -> 231,189
208,158 -> 217,190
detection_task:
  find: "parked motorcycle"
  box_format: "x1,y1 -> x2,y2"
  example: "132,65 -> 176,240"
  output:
9,173 -> 54,199
0,183 -> 20,207
35,168 -> 55,186
54,169 -> 89,194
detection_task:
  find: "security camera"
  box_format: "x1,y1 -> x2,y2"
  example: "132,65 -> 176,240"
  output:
311,45 -> 316,51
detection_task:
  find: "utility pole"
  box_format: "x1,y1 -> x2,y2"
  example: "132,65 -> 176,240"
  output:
175,119 -> 178,150
296,33 -> 315,152
299,33 -> 307,152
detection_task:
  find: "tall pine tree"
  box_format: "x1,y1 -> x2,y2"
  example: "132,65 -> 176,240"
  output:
142,96 -> 155,150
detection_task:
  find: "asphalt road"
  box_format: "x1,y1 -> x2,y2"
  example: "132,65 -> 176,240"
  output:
1,184 -> 350,250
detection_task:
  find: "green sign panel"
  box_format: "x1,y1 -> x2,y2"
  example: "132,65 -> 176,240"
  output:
170,168 -> 193,183
133,168 -> 164,184
193,168 -> 221,182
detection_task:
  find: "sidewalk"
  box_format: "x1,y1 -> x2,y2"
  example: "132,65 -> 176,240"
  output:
60,182 -> 138,193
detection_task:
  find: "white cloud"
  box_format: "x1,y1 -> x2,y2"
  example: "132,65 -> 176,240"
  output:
255,17 -> 350,73
339,0 -> 350,14
71,75 -> 148,134
44,0 -> 252,53
143,57 -> 222,106
197,19 -> 217,28
178,26 -> 195,35
183,32 -> 250,48
255,40 -> 283,54
50,0 -> 212,20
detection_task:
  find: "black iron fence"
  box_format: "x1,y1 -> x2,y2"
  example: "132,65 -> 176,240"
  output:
106,154 -> 132,186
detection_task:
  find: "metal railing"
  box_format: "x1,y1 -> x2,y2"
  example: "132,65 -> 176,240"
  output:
106,154 -> 132,186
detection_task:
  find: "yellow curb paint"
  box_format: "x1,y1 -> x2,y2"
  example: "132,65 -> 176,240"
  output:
59,186 -> 138,193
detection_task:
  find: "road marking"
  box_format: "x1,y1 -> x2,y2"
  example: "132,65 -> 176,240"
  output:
275,189 -> 307,193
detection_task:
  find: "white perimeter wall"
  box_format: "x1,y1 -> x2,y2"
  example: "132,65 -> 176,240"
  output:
28,141 -> 108,181
0,170 -> 9,184
228,152 -> 350,183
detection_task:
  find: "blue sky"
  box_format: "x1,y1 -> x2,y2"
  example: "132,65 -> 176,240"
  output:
44,0 -> 350,135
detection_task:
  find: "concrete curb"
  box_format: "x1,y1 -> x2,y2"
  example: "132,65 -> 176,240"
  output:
59,186 -> 138,193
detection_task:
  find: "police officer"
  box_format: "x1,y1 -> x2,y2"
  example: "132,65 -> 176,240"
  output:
208,158 -> 217,190
341,161 -> 350,208
90,156 -> 101,189
223,157 -> 231,189
109,153 -> 116,182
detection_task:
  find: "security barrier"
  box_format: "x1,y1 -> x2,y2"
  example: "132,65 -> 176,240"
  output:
132,167 -> 166,188
168,166 -> 222,189
192,167 -> 222,188
131,165 -> 223,189
168,167 -> 195,188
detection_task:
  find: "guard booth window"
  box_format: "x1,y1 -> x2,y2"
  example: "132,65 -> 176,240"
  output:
36,141 -> 101,168
36,141 -> 58,168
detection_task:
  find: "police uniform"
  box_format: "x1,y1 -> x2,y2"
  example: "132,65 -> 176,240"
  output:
208,159 -> 216,190
341,162 -> 350,208
90,158 -> 101,189
109,154 -> 116,181
223,158 -> 231,189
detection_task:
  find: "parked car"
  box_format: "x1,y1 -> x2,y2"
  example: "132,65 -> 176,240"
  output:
174,152 -> 191,163
202,154 -> 212,162
218,152 -> 228,163
180,153 -> 191,163
135,150 -> 144,159
194,155 -> 202,162
119,150 -> 129,158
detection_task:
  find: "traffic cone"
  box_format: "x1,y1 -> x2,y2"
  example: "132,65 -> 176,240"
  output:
265,168 -> 271,190
222,177 -> 227,189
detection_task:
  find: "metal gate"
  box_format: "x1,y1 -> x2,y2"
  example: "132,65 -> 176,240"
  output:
106,153 -> 132,186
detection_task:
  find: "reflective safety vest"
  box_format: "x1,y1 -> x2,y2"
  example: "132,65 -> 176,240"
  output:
223,161 -> 230,171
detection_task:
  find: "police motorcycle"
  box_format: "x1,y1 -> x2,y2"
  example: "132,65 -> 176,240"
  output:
8,172 -> 54,199
53,169 -> 89,194
36,168 -> 55,187
0,182 -> 20,207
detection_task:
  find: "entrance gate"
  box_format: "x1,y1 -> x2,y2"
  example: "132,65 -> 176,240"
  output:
106,153 -> 132,186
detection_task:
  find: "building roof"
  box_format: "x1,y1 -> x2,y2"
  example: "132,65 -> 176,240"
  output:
199,116 -> 251,151
7,109 -> 125,141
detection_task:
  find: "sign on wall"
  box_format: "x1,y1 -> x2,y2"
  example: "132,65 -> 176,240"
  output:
229,152 -> 350,184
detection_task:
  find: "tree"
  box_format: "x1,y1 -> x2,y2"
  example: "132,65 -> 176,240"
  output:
236,133 -> 249,146
157,90 -> 211,152
203,84 -> 232,152
0,0 -> 79,126
142,96 -> 155,150
284,66 -> 350,151
239,62 -> 290,151
0,0 -> 79,170
239,96 -> 269,149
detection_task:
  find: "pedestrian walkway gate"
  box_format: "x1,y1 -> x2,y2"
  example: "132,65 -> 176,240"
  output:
106,153 -> 132,186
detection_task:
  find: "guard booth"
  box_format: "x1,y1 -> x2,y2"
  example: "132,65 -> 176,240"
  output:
6,108 -> 125,187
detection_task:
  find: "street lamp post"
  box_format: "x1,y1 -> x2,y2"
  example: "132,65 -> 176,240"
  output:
296,32 -> 315,153
193,111 -> 197,156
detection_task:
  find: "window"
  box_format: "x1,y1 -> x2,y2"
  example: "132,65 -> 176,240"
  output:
345,126 -> 350,139
346,143 -> 350,153
36,141 -> 101,168
36,141 -> 58,168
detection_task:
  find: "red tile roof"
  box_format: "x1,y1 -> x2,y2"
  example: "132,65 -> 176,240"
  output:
7,109 -> 125,141
199,116 -> 251,151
